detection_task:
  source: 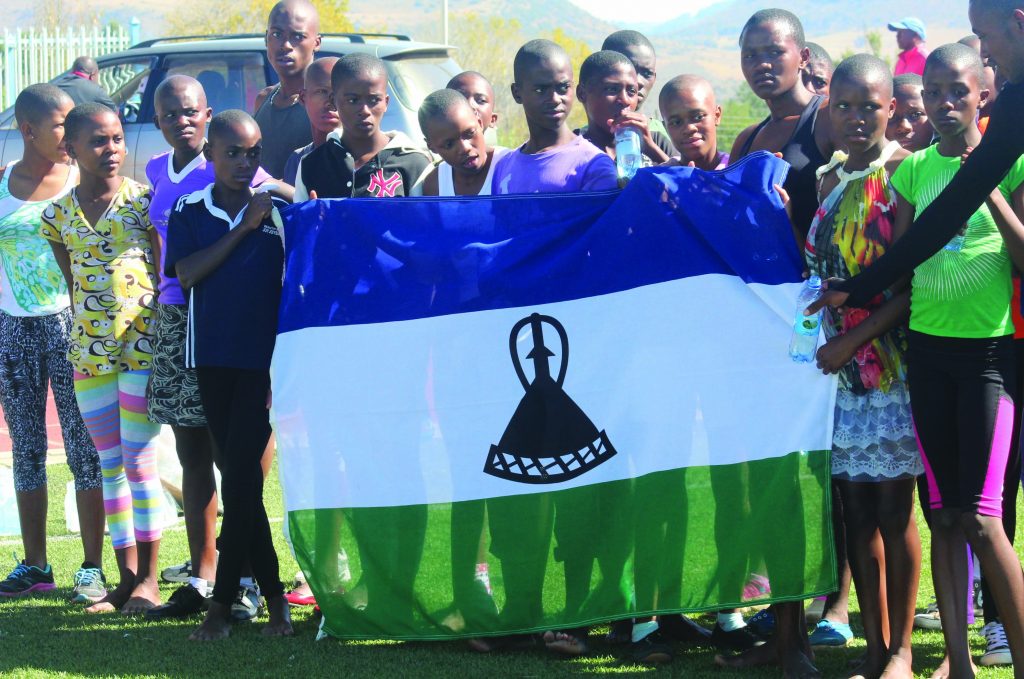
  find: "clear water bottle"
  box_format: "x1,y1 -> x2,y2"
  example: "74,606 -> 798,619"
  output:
789,276 -> 823,363
614,128 -> 643,182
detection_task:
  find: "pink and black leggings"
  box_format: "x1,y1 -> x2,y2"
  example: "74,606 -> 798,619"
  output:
907,331 -> 1018,518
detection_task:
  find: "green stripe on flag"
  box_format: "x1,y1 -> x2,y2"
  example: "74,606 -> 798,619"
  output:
288,449 -> 835,640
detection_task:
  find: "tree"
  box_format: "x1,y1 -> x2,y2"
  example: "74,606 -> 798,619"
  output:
35,0 -> 100,30
449,13 -> 594,147
166,0 -> 353,37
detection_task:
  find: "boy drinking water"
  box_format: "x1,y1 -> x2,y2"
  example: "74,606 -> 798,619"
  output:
295,54 -> 432,200
576,50 -> 669,165
166,110 -> 292,641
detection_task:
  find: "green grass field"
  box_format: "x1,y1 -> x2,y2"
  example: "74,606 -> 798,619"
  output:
0,462 -> 1019,678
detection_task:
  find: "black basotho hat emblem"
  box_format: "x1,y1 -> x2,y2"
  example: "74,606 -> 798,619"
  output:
484,313 -> 617,484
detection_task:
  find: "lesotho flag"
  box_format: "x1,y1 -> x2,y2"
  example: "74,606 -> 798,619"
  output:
271,151 -> 837,640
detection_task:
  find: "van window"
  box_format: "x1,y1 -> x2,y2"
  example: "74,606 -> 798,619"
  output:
162,53 -> 268,113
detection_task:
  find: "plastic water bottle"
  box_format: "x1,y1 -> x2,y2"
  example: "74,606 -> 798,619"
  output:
789,276 -> 823,362
614,128 -> 643,182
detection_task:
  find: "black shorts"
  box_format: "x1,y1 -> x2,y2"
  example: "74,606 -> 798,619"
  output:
907,331 -> 1018,517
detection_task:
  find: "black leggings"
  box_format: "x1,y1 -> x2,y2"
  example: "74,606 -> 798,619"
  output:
198,366 -> 283,605
907,331 -> 1017,517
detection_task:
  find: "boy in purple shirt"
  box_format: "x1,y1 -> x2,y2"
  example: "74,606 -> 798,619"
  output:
486,40 -> 615,660
144,76 -> 273,621
491,40 -> 617,195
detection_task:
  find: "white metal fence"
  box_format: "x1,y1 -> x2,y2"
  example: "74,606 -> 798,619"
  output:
0,20 -> 141,109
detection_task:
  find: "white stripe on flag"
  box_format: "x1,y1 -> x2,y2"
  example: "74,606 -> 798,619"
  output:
272,273 -> 837,511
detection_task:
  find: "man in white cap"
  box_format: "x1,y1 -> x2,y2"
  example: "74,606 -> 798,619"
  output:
888,16 -> 929,75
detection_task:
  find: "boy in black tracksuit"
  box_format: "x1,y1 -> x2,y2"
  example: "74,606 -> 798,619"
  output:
294,54 -> 432,200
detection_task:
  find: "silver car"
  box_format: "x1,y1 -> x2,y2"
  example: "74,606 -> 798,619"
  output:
0,33 -> 462,180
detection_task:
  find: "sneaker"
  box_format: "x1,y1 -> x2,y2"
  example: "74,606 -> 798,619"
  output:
913,600 -> 942,630
747,608 -> 776,637
658,613 -> 713,646
71,564 -> 107,603
711,622 -> 764,651
230,585 -> 264,622
146,583 -> 210,619
631,629 -> 673,664
0,557 -> 56,597
808,619 -> 854,648
973,579 -> 984,618
160,559 -> 192,584
742,573 -> 772,600
980,621 -> 1013,667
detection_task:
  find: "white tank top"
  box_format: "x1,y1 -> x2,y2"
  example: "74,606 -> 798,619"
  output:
437,147 -> 508,197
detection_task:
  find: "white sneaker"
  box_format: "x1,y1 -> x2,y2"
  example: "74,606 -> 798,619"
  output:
980,621 -> 1013,667
913,600 -> 941,630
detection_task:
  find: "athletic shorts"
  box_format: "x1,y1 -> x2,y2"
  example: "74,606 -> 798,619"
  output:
907,331 -> 1018,517
146,303 -> 206,427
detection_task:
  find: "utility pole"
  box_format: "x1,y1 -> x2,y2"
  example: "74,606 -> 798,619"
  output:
442,0 -> 449,44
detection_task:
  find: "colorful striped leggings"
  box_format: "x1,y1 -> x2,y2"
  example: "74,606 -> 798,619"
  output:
74,370 -> 163,549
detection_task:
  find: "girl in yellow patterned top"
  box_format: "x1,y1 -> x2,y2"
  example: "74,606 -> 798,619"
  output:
41,103 -> 163,616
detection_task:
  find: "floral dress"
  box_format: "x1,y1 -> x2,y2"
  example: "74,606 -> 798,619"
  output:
804,142 -> 923,482
39,178 -> 158,377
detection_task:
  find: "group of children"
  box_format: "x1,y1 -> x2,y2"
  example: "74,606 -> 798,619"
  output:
0,0 -> 1022,675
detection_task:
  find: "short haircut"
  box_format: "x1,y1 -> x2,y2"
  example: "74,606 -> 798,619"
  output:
958,34 -> 982,51
447,70 -> 492,92
893,72 -> 924,90
71,55 -> 98,74
513,39 -> 570,83
806,42 -> 834,69
970,0 -> 1024,16
153,74 -> 206,107
579,50 -> 634,86
268,0 -> 320,31
659,74 -> 715,108
831,53 -> 893,96
331,53 -> 387,91
208,109 -> 259,144
417,88 -> 473,133
739,9 -> 806,48
602,30 -> 655,56
305,56 -> 338,83
14,83 -> 73,125
924,42 -> 985,84
64,102 -> 117,141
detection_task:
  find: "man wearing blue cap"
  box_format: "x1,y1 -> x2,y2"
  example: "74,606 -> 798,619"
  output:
889,16 -> 929,75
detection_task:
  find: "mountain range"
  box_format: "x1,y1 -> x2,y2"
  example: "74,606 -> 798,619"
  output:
5,0 -> 973,95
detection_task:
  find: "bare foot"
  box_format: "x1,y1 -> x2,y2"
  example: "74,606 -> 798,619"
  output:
880,653 -> 914,679
929,655 -> 950,679
262,595 -> 294,637
781,648 -> 822,679
846,654 -> 887,679
121,578 -> 161,615
928,655 -> 977,679
190,602 -> 232,641
84,581 -> 134,614
715,638 -> 778,669
543,629 -> 588,656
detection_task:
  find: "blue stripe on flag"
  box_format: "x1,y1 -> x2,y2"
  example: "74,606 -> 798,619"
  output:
277,150 -> 797,333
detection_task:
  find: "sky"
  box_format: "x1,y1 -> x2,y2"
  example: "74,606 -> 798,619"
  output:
566,0 -> 724,23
